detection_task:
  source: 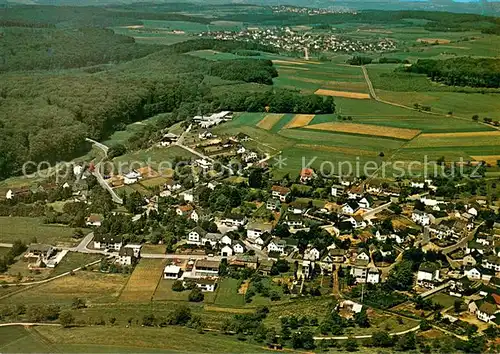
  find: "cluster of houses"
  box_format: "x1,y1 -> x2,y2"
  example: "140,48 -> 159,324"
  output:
193,111 -> 233,129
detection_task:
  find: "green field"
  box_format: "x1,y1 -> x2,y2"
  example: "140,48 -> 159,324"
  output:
0,217 -> 87,247
213,277 -> 245,307
0,325 -> 269,353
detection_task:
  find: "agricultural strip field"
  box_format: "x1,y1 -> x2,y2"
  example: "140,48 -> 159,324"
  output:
256,113 -> 284,130
119,259 -> 166,303
0,271 -> 128,306
405,131 -> 500,148
284,114 -> 315,129
304,122 -> 421,140
315,89 -> 370,99
0,217 -> 87,247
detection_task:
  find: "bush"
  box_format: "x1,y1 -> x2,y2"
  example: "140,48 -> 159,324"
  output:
188,288 -> 204,302
172,280 -> 184,292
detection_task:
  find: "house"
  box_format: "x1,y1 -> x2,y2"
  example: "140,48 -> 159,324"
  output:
287,201 -> 308,215
246,222 -> 273,240
477,233 -> 495,246
331,184 -> 345,197
412,210 -> 431,226
468,300 -> 479,314
356,251 -> 370,263
482,255 -> 500,272
466,241 -> 488,255
183,277 -> 217,292
93,234 -> 122,250
193,259 -> 220,278
188,227 -> 207,246
230,255 -> 258,270
300,168 -> 315,184
176,204 -> 193,217
24,244 -> 54,263
342,201 -> 360,215
160,132 -> 178,146
358,196 -> 371,209
320,249 -> 346,271
163,265 -> 182,279
367,267 -> 381,284
350,266 -> 368,284
124,170 -> 141,185
6,189 -> 14,199
284,213 -> 304,228
233,241 -> 246,254
220,245 -> 233,257
464,266 -> 482,280
271,185 -> 290,202
189,210 -> 199,223
417,262 -> 441,288
477,302 -> 499,323
85,214 -> 102,227
221,214 -> 247,227
463,253 -> 479,267
182,191 -> 195,203
220,235 -> 232,245
123,244 -> 142,258
344,215 -> 366,229
195,159 -> 211,170
266,198 -> 281,211
252,233 -> 272,249
116,246 -> 136,266
337,300 -> 363,319
305,247 -> 320,261
266,238 -> 287,255
201,233 -> 223,247
449,276 -> 472,297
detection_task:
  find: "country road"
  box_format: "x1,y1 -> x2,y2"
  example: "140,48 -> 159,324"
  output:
314,324 -> 420,340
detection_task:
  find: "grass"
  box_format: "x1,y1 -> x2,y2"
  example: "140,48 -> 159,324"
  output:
141,244 -> 166,255
0,217 -> 88,247
113,146 -> 196,172
213,277 -> 245,307
0,271 -> 128,306
119,259 -> 166,303
0,247 -> 11,257
430,292 -> 458,308
153,279 -> 216,303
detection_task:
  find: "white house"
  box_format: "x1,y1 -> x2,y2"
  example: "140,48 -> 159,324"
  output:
189,210 -> 199,223
221,214 -> 247,227
93,234 -> 122,251
357,197 -> 371,209
342,201 -> 359,215
350,266 -> 368,284
220,245 -> 233,257
183,277 -> 217,292
477,302 -> 499,323
267,239 -> 286,255
271,185 -> 290,202
246,222 -> 273,240
182,191 -> 194,203
331,184 -> 345,197
305,247 -> 321,261
188,227 -> 207,246
5,189 -> 13,200
163,265 -> 182,279
116,247 -> 136,266
366,267 -> 381,284
124,171 -> 141,185
232,241 -> 246,254
85,214 -> 102,227
412,210 -> 431,226
464,266 -> 482,280
356,251 -> 370,263
417,262 -> 441,288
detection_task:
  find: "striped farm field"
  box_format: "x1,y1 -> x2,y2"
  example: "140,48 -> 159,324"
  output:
256,113 -> 284,130
304,122 -> 421,140
406,131 -> 500,148
295,143 -> 379,157
315,89 -> 370,99
471,155 -> 500,165
119,258 -> 166,302
284,114 -> 315,129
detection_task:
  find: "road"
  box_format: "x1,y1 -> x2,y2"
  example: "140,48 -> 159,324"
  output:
361,201 -> 392,220
314,324 -> 420,340
85,138 -> 109,155
0,323 -> 61,327
0,243 -> 13,248
174,143 -> 234,175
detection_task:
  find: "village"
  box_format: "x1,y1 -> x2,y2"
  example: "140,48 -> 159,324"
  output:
199,27 -> 397,54
1,110 -> 499,347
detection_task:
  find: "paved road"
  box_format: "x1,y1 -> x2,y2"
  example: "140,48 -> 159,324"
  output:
85,138 -> 109,155
362,201 -> 392,220
140,253 -> 224,261
0,243 -> 13,248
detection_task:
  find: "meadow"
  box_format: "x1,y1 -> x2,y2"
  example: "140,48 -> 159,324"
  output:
0,217 -> 86,247
119,259 -> 166,303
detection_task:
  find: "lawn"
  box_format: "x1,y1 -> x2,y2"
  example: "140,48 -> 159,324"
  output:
0,217 -> 87,247
213,277 -> 245,307
0,247 -> 11,257
0,271 -> 128,306
119,259 -> 166,303
113,146 -> 196,173
153,279 -> 216,303
141,244 -> 166,255
430,292 -> 458,309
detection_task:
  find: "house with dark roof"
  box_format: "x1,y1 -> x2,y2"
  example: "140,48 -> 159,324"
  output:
188,227 -> 207,246
116,246 -> 137,266
417,262 -> 441,288
477,302 -> 499,323
93,234 -> 122,250
271,185 -> 290,202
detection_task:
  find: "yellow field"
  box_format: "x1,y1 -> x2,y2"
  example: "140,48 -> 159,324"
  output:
256,113 -> 284,130
295,144 -> 378,157
119,258 -> 166,302
284,114 -> 315,129
406,131 -> 500,148
417,38 -> 451,44
315,89 -> 370,99
471,155 -> 500,165
304,122 -> 421,140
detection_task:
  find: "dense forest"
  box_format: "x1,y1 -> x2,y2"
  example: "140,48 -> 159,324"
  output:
404,57 -> 500,88
0,36 -> 333,180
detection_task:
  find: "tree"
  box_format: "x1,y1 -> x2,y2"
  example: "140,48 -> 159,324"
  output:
420,319 -> 431,331
344,338 -> 358,352
472,114 -> 479,121
172,280 -> 184,292
59,311 -> 74,328
454,299 -> 463,314
142,314 -> 155,326
71,297 -> 86,309
395,332 -> 416,351
354,308 -> 370,328
248,168 -> 263,188
266,327 -> 277,344
188,288 -> 204,302
108,143 -> 127,158
372,330 -> 393,347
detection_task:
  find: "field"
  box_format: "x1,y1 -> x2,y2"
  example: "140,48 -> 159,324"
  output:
256,113 -> 284,130
315,89 -> 370,99
284,114 -> 315,129
430,292 -> 459,308
119,259 -> 166,303
305,122 -> 421,140
0,325 -> 269,353
213,277 -> 245,307
0,271 -> 127,306
0,217 -> 87,247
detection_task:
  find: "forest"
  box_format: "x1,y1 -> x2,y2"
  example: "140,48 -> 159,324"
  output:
0,35 -> 333,180
404,58 -> 500,88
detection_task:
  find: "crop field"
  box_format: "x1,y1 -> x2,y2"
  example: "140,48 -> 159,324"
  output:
0,271 -> 127,306
284,114 -> 315,129
315,89 -> 371,99
256,113 -> 284,130
405,131 -> 500,148
0,217 -> 86,247
119,259 -> 166,303
213,277 -> 246,307
304,122 -> 421,140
